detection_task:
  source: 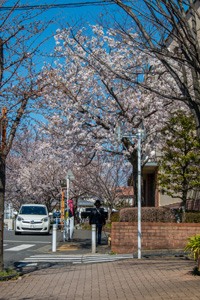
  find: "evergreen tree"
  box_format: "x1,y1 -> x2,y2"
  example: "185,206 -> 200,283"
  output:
158,111 -> 200,211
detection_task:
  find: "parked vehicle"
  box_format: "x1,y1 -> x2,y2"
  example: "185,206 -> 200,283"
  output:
14,204 -> 52,235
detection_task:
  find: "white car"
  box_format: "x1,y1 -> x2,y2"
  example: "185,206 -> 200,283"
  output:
14,204 -> 52,235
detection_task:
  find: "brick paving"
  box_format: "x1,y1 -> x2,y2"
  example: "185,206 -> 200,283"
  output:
0,257 -> 199,300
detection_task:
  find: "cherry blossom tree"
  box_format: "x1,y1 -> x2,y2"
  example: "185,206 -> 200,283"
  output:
7,142 -> 62,212
0,1 -> 52,271
109,0 -> 200,141
72,154 -> 131,220
6,129 -> 131,223
41,25 -> 187,204
6,127 -> 73,212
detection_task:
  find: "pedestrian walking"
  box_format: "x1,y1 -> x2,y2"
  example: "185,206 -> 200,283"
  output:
89,200 -> 106,245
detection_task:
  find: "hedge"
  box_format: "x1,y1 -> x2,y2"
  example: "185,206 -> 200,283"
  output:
119,207 -> 176,223
185,211 -> 200,223
110,212 -> 119,222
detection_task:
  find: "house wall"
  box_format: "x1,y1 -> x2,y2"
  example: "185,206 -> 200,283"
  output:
143,169 -> 200,209
143,165 -> 181,208
187,198 -> 200,210
111,222 -> 200,254
143,165 -> 159,207
167,0 -> 200,50
158,185 -> 200,209
143,164 -> 200,209
159,193 -> 181,207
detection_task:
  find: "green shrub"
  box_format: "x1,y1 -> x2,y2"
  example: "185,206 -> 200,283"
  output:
82,225 -> 91,230
106,222 -> 112,228
0,269 -> 20,281
110,212 -> 119,222
185,235 -> 200,273
185,211 -> 200,223
119,207 -> 176,223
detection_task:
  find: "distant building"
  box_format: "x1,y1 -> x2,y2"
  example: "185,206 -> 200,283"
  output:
115,186 -> 134,206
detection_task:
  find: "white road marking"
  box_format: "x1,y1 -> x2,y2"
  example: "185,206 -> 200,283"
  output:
19,254 -> 133,264
5,244 -> 35,251
4,240 -> 51,244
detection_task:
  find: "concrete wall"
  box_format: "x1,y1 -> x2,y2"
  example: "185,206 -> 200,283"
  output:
111,222 -> 200,254
159,193 -> 181,207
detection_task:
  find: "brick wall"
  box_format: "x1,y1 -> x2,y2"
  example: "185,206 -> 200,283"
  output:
111,222 -> 200,254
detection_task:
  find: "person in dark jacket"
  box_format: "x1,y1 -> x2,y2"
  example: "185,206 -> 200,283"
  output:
89,200 -> 106,245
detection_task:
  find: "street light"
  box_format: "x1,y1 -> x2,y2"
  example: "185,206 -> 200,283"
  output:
115,122 -> 145,259
65,169 -> 75,241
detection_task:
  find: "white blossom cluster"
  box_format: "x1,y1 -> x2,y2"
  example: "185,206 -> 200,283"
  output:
41,25 -> 188,165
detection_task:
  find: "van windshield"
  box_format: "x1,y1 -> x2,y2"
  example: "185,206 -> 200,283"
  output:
20,206 -> 47,215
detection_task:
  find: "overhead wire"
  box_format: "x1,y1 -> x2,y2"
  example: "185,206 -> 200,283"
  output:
0,0 -> 116,11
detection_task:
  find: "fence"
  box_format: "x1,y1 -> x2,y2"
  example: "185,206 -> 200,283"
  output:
111,222 -> 200,254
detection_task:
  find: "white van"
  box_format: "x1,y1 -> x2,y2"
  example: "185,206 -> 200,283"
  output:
14,204 -> 52,235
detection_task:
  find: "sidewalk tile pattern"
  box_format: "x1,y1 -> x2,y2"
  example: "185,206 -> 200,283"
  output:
0,258 -> 200,300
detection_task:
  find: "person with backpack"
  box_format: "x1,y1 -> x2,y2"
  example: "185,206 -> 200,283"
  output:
89,200 -> 106,245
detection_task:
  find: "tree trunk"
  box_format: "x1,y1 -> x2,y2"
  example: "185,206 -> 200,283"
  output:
0,154 -> 6,272
198,254 -> 200,273
192,103 -> 200,143
73,198 -> 78,225
127,148 -> 138,206
181,185 -> 188,222
107,204 -> 114,222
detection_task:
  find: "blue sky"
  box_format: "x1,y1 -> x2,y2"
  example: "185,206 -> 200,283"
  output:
7,1 -> 121,60
2,1 -> 123,123
42,1 -> 115,47
37,0 -> 115,21
12,1 -> 119,28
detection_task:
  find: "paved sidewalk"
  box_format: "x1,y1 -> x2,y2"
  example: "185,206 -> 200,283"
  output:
9,229 -> 130,267
56,228 -> 111,255
0,257 -> 199,300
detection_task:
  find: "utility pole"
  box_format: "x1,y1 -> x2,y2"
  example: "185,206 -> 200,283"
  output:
115,122 -> 145,259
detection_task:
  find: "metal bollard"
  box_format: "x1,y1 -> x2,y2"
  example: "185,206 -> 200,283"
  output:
92,224 -> 96,254
52,224 -> 57,252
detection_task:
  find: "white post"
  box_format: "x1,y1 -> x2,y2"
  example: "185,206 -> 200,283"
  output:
92,224 -> 96,254
65,169 -> 75,241
137,130 -> 142,259
115,123 -> 144,260
70,216 -> 74,239
8,204 -> 11,230
52,224 -> 57,252
66,178 -> 69,241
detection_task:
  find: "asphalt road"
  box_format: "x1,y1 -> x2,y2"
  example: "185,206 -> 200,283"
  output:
3,228 -> 63,268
